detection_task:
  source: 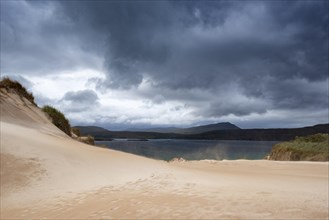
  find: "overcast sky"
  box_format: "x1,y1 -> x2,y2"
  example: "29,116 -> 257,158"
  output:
1,0 -> 328,130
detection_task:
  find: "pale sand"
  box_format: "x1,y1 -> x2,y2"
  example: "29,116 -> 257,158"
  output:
1,90 -> 328,219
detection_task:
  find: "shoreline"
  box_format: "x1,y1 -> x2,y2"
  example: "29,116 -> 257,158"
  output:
95,139 -> 277,162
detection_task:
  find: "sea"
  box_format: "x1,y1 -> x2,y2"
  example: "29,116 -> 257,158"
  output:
96,139 -> 278,161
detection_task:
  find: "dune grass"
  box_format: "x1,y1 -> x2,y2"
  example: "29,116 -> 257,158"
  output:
42,105 -> 72,137
269,133 -> 329,161
0,77 -> 36,106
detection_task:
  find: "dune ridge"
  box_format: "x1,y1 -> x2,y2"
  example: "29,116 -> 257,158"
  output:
1,89 -> 328,219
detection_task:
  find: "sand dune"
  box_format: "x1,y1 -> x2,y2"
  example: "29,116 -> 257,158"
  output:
1,89 -> 328,219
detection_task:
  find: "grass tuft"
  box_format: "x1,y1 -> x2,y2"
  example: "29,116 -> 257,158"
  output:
0,77 -> 36,105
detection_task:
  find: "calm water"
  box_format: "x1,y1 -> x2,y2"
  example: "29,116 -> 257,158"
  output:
96,139 -> 277,161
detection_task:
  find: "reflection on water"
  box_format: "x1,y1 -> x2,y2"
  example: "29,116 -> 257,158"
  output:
96,139 -> 277,161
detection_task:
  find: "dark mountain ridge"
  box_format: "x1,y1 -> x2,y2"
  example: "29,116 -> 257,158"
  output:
128,122 -> 240,134
74,123 -> 328,141
177,122 -> 240,134
74,126 -> 182,140
183,123 -> 329,141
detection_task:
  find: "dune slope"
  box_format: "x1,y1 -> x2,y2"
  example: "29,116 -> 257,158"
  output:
1,89 -> 328,219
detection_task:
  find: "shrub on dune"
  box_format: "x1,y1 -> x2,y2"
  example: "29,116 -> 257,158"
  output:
80,135 -> 95,145
71,127 -> 81,137
269,133 -> 329,161
42,105 -> 72,136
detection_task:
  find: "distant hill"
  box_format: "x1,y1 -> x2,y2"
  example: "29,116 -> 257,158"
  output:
74,126 -> 182,140
74,123 -> 328,141
178,122 -> 240,134
126,122 -> 240,134
184,124 -> 329,141
126,127 -> 179,133
75,126 -> 109,133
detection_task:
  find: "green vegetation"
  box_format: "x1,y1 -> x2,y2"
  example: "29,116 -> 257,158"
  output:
41,106 -> 96,144
269,133 -> 329,161
85,135 -> 95,145
0,77 -> 36,105
42,105 -> 72,136
71,127 -> 95,145
78,135 -> 95,145
71,127 -> 81,137
294,133 -> 328,143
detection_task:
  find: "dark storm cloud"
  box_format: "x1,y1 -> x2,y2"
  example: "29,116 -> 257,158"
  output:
59,90 -> 99,113
56,0 -> 328,118
1,0 -> 328,123
63,90 -> 99,104
0,1 -> 103,75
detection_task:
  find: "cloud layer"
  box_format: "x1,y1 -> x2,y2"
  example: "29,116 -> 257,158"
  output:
1,0 -> 328,129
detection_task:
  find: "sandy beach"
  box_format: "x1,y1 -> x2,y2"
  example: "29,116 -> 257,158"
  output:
1,90 -> 328,219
